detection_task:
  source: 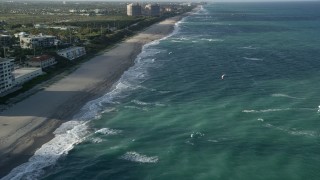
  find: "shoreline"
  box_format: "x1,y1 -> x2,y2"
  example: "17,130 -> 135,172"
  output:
0,10 -> 195,178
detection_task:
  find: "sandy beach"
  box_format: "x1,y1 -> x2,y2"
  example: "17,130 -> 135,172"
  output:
0,15 -> 184,177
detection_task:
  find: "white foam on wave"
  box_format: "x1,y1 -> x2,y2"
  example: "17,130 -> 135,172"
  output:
200,38 -> 224,42
257,118 -> 264,122
2,120 -> 89,180
271,93 -> 305,100
243,107 -> 315,113
131,99 -> 165,107
3,15 -> 187,180
120,151 -> 158,163
243,109 -> 291,113
190,132 -> 205,138
239,46 -> 258,50
95,128 -> 122,135
243,57 -> 263,61
90,137 -> 104,144
262,123 -> 317,137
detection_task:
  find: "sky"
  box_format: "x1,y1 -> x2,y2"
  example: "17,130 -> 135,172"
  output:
0,0 -> 319,2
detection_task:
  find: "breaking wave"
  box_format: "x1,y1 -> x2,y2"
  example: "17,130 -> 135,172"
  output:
120,152 -> 159,163
95,128 -> 122,135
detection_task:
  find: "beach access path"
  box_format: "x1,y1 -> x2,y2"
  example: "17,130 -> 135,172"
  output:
0,15 -> 183,176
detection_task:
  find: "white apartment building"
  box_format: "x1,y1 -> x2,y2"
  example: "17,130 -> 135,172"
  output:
13,68 -> 43,85
27,55 -> 57,69
57,46 -> 86,60
0,58 -> 15,94
145,4 -> 161,16
127,3 -> 142,16
20,34 -> 57,49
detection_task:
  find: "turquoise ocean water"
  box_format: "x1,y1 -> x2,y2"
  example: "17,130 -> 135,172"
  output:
4,2 -> 320,180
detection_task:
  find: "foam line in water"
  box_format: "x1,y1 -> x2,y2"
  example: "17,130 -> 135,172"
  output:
271,93 -> 306,100
239,46 -> 258,50
120,152 -> 158,163
3,16 -> 187,180
243,57 -> 263,61
243,107 -> 316,113
262,123 -> 317,137
131,99 -> 165,107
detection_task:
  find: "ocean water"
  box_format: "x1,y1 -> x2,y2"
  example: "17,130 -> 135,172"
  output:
4,2 -> 320,180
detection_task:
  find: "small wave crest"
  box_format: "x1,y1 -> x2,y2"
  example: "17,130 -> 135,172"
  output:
131,99 -> 165,107
263,123 -> 317,137
120,152 -> 158,163
90,137 -> 104,144
186,132 -> 205,145
239,46 -> 258,50
243,57 -> 263,61
200,38 -> 224,42
271,93 -> 305,100
95,128 -> 122,135
243,107 -> 315,113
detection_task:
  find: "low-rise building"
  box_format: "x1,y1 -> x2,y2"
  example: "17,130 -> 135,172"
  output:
127,3 -> 142,16
0,34 -> 11,47
57,46 -> 86,60
27,55 -> 57,69
13,67 -> 43,85
20,34 -> 57,49
0,58 -> 15,94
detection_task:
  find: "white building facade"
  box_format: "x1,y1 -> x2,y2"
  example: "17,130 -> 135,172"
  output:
57,46 -> 86,60
27,55 -> 57,69
20,34 -> 57,49
0,58 -> 15,94
127,3 -> 142,16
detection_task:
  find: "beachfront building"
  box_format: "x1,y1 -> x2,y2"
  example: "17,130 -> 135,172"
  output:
0,58 -> 15,94
14,32 -> 28,38
57,46 -> 86,60
0,34 -> 11,47
13,68 -> 43,85
127,3 -> 142,16
27,55 -> 57,69
20,34 -> 57,49
145,4 -> 161,16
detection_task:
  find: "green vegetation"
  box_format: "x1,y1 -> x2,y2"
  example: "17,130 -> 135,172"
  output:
0,2 -> 196,104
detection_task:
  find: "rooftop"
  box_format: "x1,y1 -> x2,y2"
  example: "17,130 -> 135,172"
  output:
13,68 -> 42,78
0,58 -> 14,63
30,55 -> 54,62
57,46 -> 84,53
22,34 -> 56,39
